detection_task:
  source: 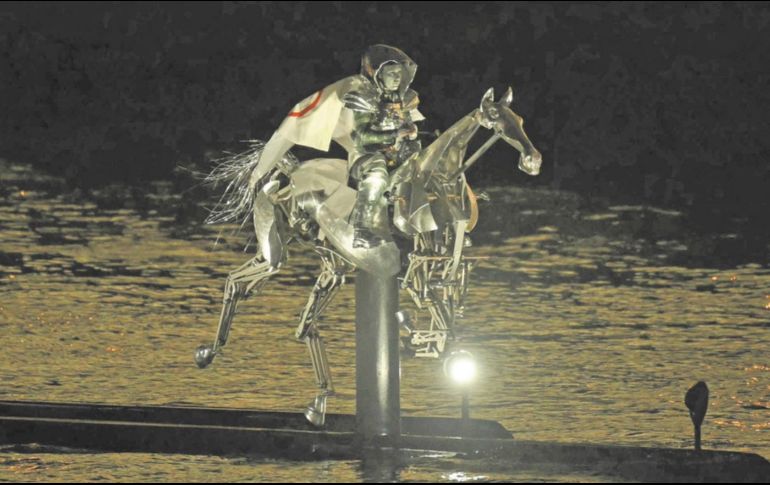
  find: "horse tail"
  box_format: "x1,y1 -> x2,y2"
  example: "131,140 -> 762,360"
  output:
203,140 -> 297,232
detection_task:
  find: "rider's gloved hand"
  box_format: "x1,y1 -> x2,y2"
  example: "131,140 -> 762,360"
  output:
398,123 -> 418,141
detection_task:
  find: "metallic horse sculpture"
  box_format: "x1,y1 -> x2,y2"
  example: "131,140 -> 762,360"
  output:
194,87 -> 541,426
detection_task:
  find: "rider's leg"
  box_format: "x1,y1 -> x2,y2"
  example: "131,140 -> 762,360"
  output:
349,154 -> 390,249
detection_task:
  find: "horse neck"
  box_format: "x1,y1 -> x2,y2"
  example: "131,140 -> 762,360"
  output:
417,110 -> 482,181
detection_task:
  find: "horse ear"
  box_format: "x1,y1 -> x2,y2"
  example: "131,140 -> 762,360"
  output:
481,87 -> 495,107
501,86 -> 513,106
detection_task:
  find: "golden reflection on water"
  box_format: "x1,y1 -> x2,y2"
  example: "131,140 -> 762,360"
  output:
0,162 -> 768,481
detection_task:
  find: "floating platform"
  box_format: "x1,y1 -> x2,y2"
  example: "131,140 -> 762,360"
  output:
1,400 -> 768,482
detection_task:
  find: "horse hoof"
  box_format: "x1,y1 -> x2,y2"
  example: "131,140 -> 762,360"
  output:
194,345 -> 215,369
304,394 -> 328,427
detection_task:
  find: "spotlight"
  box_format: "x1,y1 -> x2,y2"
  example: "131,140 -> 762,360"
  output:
444,350 -> 477,386
444,350 -> 477,426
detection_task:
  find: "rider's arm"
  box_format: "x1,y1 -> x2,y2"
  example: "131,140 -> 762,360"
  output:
352,111 -> 399,148
403,89 -> 424,125
343,90 -> 397,148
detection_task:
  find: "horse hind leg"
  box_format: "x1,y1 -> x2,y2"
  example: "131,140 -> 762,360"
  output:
194,255 -> 280,368
298,249 -> 349,427
303,327 -> 334,427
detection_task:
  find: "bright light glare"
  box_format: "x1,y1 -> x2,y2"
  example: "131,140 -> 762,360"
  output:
444,351 -> 477,385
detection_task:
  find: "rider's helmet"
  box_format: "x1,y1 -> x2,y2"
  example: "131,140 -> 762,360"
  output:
361,44 -> 417,98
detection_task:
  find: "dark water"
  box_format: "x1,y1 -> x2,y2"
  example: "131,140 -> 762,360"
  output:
0,160 -> 768,482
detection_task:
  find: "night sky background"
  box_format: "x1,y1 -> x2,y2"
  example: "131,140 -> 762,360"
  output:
1,2 -> 768,236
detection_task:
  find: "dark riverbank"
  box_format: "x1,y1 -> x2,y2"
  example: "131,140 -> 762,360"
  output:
1,2 -> 768,236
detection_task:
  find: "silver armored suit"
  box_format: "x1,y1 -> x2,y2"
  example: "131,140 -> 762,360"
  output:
343,45 -> 423,248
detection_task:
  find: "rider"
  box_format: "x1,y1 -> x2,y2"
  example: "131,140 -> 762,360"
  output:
344,46 -> 423,248
249,45 -> 424,249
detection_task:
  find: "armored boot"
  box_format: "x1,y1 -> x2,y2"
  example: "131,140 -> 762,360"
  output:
350,155 -> 390,249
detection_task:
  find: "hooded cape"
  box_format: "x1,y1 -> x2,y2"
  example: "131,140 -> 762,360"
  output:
251,45 -> 422,183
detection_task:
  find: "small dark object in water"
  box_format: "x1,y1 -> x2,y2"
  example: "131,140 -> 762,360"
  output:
685,381 -> 709,451
695,284 -> 718,293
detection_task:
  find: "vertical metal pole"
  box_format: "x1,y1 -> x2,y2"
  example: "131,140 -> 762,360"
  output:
355,269 -> 400,446
461,392 -> 470,421
694,424 -> 702,451
460,391 -> 470,437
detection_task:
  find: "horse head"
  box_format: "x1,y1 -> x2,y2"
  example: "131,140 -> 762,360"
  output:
479,87 -> 542,176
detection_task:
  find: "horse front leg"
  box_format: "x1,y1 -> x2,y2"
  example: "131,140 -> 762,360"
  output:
194,255 -> 280,368
402,228 -> 471,358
